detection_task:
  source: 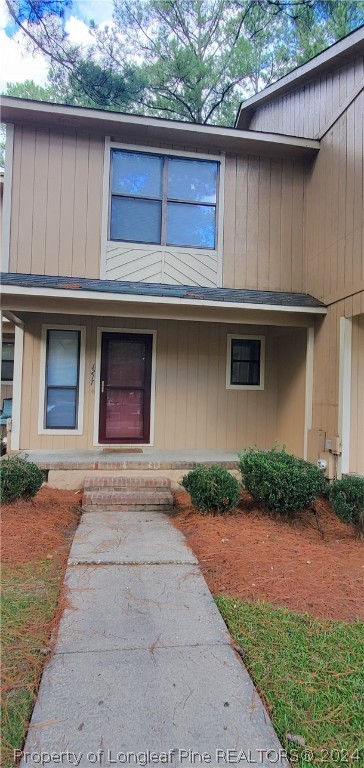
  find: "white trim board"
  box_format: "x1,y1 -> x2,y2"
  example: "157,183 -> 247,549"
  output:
1,123 -> 14,272
10,323 -> 24,451
303,326 -> 314,460
338,317 -> 352,477
38,324 -> 86,436
93,327 -> 157,448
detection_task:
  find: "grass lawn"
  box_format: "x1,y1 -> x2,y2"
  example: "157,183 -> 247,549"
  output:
1,488 -> 80,767
216,597 -> 364,767
1,561 -> 66,764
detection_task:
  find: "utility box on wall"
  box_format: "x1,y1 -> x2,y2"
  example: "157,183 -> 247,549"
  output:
319,451 -> 336,480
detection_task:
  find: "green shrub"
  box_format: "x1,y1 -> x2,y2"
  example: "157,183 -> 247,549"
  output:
181,464 -> 239,513
329,475 -> 364,535
0,456 -> 44,503
239,446 -> 325,516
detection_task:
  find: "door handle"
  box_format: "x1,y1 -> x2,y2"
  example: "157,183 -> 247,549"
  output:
101,381 -> 105,394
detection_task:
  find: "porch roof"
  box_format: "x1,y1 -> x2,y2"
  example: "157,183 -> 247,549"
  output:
1,273 -> 325,310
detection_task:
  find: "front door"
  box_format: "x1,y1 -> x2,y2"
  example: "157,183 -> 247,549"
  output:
99,332 -> 153,444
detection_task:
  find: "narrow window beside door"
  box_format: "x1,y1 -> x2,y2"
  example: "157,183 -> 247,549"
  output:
45,329 -> 81,429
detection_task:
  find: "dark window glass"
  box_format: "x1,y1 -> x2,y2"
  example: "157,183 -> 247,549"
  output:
110,197 -> 162,243
45,330 -> 80,429
230,339 -> 261,386
1,341 -> 14,381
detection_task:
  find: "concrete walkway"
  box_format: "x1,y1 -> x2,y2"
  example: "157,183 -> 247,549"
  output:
20,507 -> 288,768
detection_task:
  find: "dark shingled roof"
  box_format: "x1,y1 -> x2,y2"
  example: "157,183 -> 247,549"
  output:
0,273 -> 325,308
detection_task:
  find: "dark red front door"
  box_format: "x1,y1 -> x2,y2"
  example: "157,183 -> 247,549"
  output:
99,332 -> 152,444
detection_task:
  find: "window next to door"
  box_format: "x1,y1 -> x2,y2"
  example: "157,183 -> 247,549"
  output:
226,334 -> 265,390
38,325 -> 86,435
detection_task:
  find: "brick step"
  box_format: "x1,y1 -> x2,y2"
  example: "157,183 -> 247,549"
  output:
82,490 -> 172,505
83,503 -> 173,513
83,475 -> 171,491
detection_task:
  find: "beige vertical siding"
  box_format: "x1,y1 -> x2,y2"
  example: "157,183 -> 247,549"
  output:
9,127 -> 104,278
312,303 -> 343,452
311,297 -> 364,474
8,122 -> 308,294
222,154 -> 306,292
305,88 -> 364,303
249,55 -> 364,139
276,328 -> 307,457
19,313 -> 308,452
350,314 -> 364,474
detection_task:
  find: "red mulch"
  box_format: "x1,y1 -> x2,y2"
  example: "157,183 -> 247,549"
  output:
1,487 -> 81,566
172,490 -> 364,623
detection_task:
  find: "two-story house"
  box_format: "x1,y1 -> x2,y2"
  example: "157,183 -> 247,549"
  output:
0,26 -> 363,482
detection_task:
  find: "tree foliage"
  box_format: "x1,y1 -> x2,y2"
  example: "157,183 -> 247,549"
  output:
4,0 -> 364,124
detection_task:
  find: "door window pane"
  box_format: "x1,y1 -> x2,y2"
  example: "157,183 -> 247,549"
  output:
112,151 -> 163,197
107,341 -> 145,387
46,388 -> 77,428
47,330 -> 79,386
167,202 -> 216,248
110,197 -> 162,243
168,158 -> 217,203
105,390 -> 144,439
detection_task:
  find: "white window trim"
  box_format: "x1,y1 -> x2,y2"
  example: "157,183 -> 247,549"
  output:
38,324 -> 86,436
338,317 -> 352,478
93,327 -> 157,448
226,334 -> 265,391
1,123 -> 14,273
100,140 -> 225,287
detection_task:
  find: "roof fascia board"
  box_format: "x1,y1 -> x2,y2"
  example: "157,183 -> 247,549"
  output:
0,284 -> 327,314
236,26 -> 364,127
0,97 -> 319,158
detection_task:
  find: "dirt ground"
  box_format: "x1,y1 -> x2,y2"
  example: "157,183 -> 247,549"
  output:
172,490 -> 364,622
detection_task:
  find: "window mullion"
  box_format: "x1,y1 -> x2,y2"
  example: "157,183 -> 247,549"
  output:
161,157 -> 168,246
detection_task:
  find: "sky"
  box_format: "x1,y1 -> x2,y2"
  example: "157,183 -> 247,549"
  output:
0,0 -> 114,91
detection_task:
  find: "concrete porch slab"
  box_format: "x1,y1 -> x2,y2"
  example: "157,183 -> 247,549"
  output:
57,564 -> 230,653
19,449 -> 241,490
19,448 -> 240,470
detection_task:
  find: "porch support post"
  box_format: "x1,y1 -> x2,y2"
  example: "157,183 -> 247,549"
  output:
303,326 -> 314,460
0,310 -> 2,405
338,317 -> 352,478
11,323 -> 24,452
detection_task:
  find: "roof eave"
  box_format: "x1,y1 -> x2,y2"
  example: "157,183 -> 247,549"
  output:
0,97 -> 319,159
236,25 -> 364,128
0,283 -> 327,315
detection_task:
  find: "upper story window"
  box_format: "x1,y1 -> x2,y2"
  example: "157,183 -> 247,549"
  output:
110,150 -> 218,249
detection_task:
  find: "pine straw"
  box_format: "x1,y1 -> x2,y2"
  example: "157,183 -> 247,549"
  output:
1,487 -> 81,765
172,490 -> 364,623
1,487 -> 81,566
